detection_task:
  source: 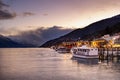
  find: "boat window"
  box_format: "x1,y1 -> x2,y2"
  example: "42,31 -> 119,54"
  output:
80,49 -> 82,51
88,49 -> 90,52
84,49 -> 86,52
79,49 -> 81,51
81,49 -> 83,51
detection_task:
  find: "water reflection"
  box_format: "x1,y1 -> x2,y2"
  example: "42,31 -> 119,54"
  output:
0,48 -> 120,80
71,57 -> 99,65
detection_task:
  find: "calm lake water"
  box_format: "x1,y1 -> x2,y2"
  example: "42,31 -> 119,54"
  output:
0,48 -> 120,80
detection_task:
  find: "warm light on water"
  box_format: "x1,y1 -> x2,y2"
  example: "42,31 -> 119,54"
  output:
0,48 -> 120,80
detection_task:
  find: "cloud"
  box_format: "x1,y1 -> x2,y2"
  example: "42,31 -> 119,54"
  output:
0,0 -> 8,8
0,10 -> 16,19
9,26 -> 73,46
23,12 -> 35,16
0,0 -> 16,20
43,13 -> 48,16
0,27 -> 20,36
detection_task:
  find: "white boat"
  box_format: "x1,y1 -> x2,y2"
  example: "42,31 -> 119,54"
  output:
71,45 -> 98,59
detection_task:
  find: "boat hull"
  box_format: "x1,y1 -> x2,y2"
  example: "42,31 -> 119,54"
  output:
73,54 -> 99,59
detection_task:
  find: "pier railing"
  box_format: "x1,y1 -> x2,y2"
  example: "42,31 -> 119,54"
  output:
98,48 -> 120,62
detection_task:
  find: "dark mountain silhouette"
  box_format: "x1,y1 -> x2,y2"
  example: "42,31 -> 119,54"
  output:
41,14 -> 120,47
9,26 -> 72,46
0,35 -> 34,48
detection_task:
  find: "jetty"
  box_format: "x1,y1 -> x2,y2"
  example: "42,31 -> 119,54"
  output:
98,48 -> 120,62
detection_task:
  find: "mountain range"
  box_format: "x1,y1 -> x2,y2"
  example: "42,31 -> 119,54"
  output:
41,14 -> 120,47
8,26 -> 72,46
0,35 -> 34,48
0,14 -> 120,48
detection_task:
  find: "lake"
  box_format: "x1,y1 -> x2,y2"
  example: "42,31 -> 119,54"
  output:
0,48 -> 120,80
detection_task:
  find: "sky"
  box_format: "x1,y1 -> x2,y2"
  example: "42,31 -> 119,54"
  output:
0,0 -> 120,35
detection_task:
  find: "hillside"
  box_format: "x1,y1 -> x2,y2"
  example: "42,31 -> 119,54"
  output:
9,26 -> 72,46
0,35 -> 34,48
41,14 -> 120,47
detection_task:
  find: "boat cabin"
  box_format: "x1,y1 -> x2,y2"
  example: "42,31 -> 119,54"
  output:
71,45 -> 98,56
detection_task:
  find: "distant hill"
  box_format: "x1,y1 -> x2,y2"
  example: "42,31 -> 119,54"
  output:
0,35 -> 34,48
41,14 -> 120,47
9,26 -> 72,46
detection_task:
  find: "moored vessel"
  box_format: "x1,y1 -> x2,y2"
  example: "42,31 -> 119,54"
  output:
71,45 -> 98,59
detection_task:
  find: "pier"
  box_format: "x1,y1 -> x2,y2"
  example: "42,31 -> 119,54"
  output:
98,48 -> 120,62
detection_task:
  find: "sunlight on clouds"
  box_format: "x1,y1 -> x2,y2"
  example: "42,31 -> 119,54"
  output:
1,26 -> 73,36
1,0 -> 120,33
72,9 -> 120,28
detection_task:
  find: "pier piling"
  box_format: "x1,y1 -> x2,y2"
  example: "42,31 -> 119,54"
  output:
98,47 -> 120,62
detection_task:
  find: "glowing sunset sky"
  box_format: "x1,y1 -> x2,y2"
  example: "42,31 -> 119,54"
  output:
1,0 -> 120,34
